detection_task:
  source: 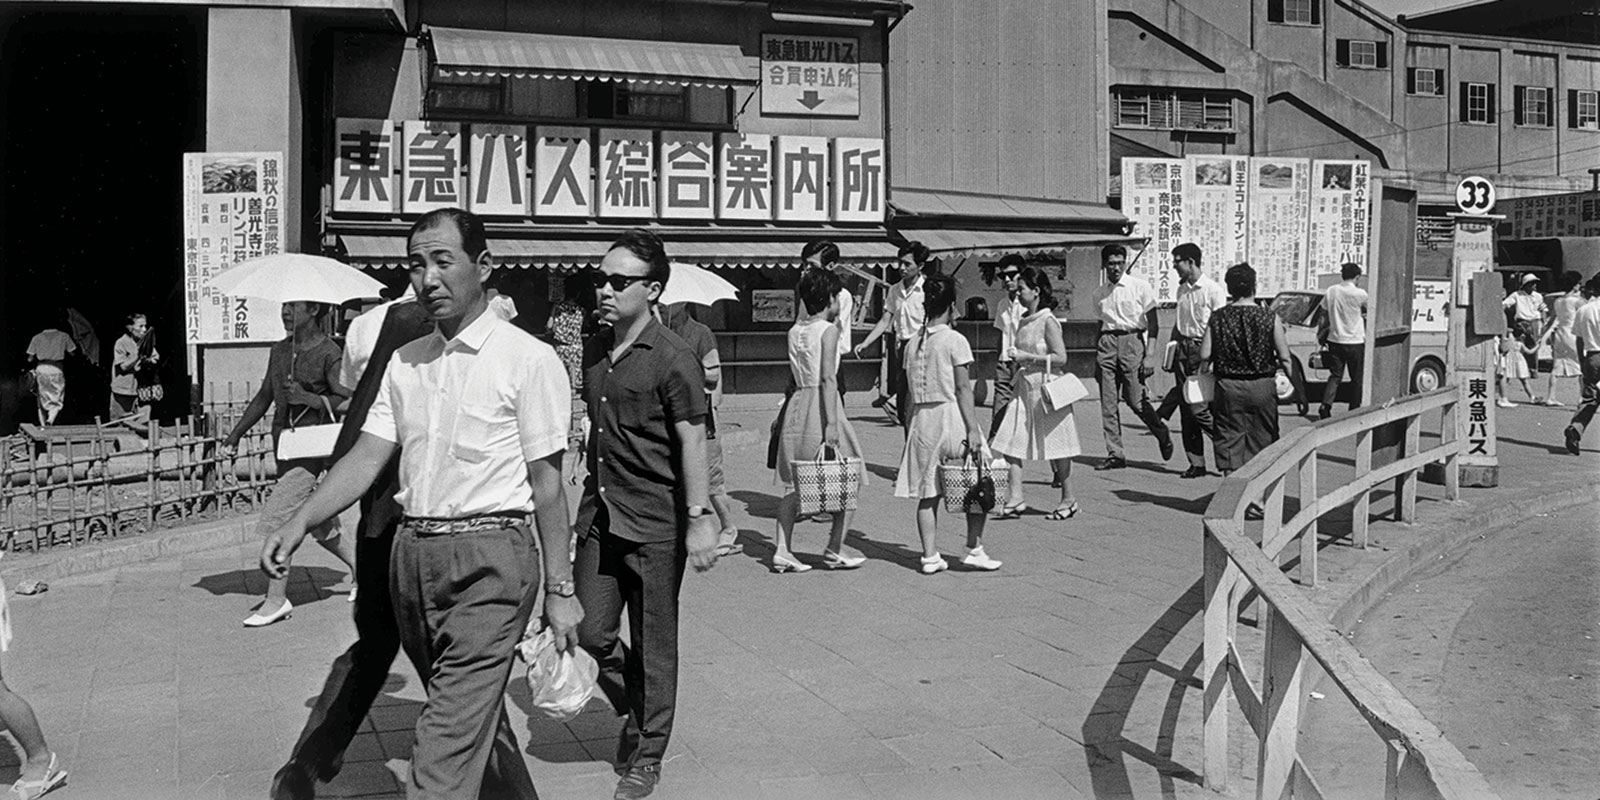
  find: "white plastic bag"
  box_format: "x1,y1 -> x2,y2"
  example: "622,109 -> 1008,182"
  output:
517,627 -> 598,722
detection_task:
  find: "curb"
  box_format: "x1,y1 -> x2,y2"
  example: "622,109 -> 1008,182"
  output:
1,515 -> 260,584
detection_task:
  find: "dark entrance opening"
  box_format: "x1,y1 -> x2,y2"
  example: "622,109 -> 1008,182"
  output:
0,9 -> 204,432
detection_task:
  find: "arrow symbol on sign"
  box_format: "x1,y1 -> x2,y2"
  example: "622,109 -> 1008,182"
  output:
798,90 -> 825,110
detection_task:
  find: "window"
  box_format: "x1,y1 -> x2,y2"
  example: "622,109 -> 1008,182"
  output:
1407,67 -> 1443,96
581,81 -> 689,123
426,73 -> 506,115
1516,86 -> 1551,127
1113,89 -> 1233,132
1569,89 -> 1598,130
1460,82 -> 1495,124
1268,0 -> 1319,25
1336,39 -> 1387,70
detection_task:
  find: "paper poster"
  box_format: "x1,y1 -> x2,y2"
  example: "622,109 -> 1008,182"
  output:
401,121 -> 462,214
1184,155 -> 1248,275
760,34 -> 860,117
183,152 -> 285,344
831,137 -> 885,223
658,131 -> 716,220
718,133 -> 774,221
1498,190 -> 1600,238
1120,158 -> 1187,302
775,136 -> 829,222
533,126 -> 594,217
1307,159 -> 1371,285
1412,280 -> 1449,333
333,118 -> 395,214
467,124 -> 527,217
752,289 -> 797,322
1246,157 -> 1311,299
598,129 -> 655,218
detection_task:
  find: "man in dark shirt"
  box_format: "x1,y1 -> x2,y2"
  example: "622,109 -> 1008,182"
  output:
576,230 -> 718,800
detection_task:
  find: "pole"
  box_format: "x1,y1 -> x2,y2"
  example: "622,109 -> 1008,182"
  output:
1448,212 -> 1504,487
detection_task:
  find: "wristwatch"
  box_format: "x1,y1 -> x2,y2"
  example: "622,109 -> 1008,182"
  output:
686,505 -> 709,519
546,579 -> 576,598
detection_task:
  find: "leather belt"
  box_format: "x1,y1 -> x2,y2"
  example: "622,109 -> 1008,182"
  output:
1100,328 -> 1144,335
402,513 -> 527,535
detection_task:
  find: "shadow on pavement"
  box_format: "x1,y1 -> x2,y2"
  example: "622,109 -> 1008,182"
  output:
192,565 -> 348,603
1081,579 -> 1206,799
1110,488 -> 1212,516
1496,434 -> 1571,456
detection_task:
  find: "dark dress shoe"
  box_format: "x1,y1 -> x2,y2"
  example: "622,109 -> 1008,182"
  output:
1158,435 -> 1175,462
1094,457 -> 1126,471
615,764 -> 661,800
271,762 -> 317,800
1180,466 -> 1207,479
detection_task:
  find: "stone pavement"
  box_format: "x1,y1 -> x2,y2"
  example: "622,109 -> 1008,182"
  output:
2,389 -> 1594,800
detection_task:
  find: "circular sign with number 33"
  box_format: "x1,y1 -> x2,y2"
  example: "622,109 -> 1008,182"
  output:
1455,175 -> 1496,215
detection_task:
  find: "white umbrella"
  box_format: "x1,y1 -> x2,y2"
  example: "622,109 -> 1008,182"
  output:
207,253 -> 387,306
657,262 -> 738,307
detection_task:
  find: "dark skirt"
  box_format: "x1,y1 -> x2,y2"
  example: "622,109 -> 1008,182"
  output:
1213,376 -> 1279,473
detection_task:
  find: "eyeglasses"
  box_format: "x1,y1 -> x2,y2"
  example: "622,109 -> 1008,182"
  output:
598,273 -> 653,292
999,271 -> 1021,279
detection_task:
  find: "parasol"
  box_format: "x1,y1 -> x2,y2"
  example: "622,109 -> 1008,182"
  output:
207,253 -> 386,306
657,262 -> 738,307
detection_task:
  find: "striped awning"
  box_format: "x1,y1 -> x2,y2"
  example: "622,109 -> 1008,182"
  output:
338,234 -> 898,270
905,229 -> 1146,257
421,26 -> 758,89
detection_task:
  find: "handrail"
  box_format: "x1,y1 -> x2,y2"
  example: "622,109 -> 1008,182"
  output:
1200,387 -> 1499,799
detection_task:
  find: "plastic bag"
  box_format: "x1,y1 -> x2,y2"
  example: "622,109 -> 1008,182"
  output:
517,627 -> 598,723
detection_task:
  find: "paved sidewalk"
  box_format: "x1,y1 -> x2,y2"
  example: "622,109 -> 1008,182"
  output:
2,392 -> 1593,800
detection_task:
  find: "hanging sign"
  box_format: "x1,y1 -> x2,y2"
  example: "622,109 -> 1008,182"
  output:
533,126 -> 594,217
775,136 -> 830,222
831,137 -> 885,223
598,129 -> 655,218
467,124 -> 528,217
333,118 -> 395,213
718,133 -> 774,221
401,121 -> 462,214
659,131 -> 716,220
183,152 -> 285,344
760,34 -> 860,117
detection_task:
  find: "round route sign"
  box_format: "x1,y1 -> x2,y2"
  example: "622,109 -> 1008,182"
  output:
1455,175 -> 1496,215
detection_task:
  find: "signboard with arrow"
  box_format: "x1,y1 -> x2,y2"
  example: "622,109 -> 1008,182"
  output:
760,34 -> 860,118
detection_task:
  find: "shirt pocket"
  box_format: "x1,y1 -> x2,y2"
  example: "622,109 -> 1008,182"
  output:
450,402 -> 504,464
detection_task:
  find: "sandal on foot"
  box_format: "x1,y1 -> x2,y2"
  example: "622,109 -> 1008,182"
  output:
714,529 -> 743,556
10,753 -> 66,800
1044,502 -> 1081,521
993,503 -> 1027,520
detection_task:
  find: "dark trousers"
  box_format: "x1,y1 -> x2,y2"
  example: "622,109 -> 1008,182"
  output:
887,335 -> 911,431
989,360 -> 1019,439
1155,338 -> 1216,469
1214,376 -> 1280,473
1320,341 -> 1365,413
391,523 -> 541,800
1566,351 -> 1600,436
1095,332 -> 1170,459
575,516 -> 686,771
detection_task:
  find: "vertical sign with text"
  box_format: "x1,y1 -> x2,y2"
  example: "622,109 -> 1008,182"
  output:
1184,155 -> 1249,275
183,152 -> 285,344
718,133 -> 774,221
659,131 -> 716,220
775,136 -> 830,222
1307,159 -> 1371,286
533,126 -> 594,217
467,124 -> 528,217
1246,157 -> 1311,299
598,129 -> 655,218
1121,158 -> 1186,302
402,121 -> 462,214
831,137 -> 885,223
334,118 -> 395,214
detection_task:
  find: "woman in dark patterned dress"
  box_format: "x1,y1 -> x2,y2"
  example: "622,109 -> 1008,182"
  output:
1201,263 -> 1294,474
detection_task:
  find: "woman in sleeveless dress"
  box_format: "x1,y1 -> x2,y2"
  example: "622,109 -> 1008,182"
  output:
771,269 -> 867,572
1202,264 -> 1293,474
989,268 -> 1082,520
1542,272 -> 1584,405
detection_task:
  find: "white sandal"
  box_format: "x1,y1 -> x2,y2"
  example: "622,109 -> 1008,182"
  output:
10,753 -> 66,800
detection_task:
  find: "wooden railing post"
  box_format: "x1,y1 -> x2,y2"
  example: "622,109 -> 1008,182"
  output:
1353,428 -> 1373,549
1202,528 -> 1235,791
1264,475 -> 1285,553
1298,450 -> 1318,587
1396,413 -> 1420,523
1257,606 -> 1306,800
1442,398 -> 1461,502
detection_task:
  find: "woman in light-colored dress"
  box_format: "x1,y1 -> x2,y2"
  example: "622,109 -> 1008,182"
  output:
1541,272 -> 1584,405
894,275 -> 1001,574
989,268 -> 1081,520
772,269 -> 867,573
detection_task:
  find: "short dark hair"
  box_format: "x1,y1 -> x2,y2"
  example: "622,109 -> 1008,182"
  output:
1560,271 -> 1582,291
1224,263 -> 1257,299
1585,275 -> 1600,297
897,240 -> 931,265
607,228 -> 672,288
797,267 -> 841,315
996,254 -> 1026,272
1017,267 -> 1058,311
124,312 -> 147,327
801,239 -> 841,267
1340,262 -> 1362,280
1101,243 -> 1128,261
409,207 -> 488,260
1172,243 -> 1202,265
922,274 -> 958,320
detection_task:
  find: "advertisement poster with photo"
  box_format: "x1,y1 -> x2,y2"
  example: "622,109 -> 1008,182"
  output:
1307,159 -> 1371,286
1246,157 -> 1311,298
1184,155 -> 1249,276
182,152 -> 284,344
1120,158 -> 1187,302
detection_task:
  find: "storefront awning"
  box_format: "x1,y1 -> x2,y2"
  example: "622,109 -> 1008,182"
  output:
338,233 -> 898,270
906,229 -> 1145,257
421,26 -> 758,89
890,187 -> 1129,230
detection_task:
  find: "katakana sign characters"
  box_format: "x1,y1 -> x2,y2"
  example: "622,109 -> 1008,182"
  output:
533,126 -> 594,217
761,34 -> 860,117
468,124 -> 528,217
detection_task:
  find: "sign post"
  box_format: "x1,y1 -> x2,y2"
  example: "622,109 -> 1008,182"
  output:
1449,175 -> 1504,487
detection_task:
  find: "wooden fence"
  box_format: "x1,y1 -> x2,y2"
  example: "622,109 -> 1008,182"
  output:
1201,387 -> 1500,799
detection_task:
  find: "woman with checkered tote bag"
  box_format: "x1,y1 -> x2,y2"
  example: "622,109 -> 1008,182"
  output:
772,267 -> 868,573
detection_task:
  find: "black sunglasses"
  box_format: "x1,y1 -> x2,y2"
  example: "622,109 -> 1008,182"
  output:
597,273 -> 654,292
999,270 -> 1021,279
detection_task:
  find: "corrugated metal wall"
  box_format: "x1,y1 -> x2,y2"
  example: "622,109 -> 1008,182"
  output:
890,0 -> 1108,202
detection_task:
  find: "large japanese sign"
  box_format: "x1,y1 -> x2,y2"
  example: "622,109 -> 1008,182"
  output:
1307,160 -> 1371,286
1120,158 -> 1186,302
333,119 -> 884,224
1497,190 -> 1600,238
761,34 -> 860,117
182,152 -> 285,344
1246,157 -> 1311,299
1184,155 -> 1249,282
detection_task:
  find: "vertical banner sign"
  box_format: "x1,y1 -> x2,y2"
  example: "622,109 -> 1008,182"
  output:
760,34 -> 860,117
1246,157 -> 1311,298
334,118 -> 395,213
658,131 -> 715,220
1120,158 -> 1186,302
831,137 -> 885,223
183,152 -> 285,344
775,136 -> 829,222
401,121 -> 461,214
1307,160 -> 1371,285
533,126 -> 593,217
598,129 -> 655,218
467,124 -> 527,217
718,133 -> 774,221
1184,155 -> 1249,274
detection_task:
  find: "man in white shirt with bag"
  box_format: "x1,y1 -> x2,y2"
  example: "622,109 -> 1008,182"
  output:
1158,243 -> 1227,478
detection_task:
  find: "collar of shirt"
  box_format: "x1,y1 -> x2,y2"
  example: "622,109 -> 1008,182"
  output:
430,308 -> 497,354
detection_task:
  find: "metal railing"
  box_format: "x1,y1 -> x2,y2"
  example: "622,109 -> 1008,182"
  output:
1200,387 -> 1499,799
1,385 -> 276,553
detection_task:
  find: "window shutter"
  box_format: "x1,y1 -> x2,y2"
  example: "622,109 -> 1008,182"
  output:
1459,83 -> 1469,122
1376,43 -> 1388,69
1407,68 -> 1418,93
1268,0 -> 1284,23
1548,87 -> 1556,126
1486,84 -> 1496,123
1571,89 -> 1581,128
1435,72 -> 1445,96
1310,0 -> 1321,24
1336,40 -> 1350,68
1514,85 -> 1525,125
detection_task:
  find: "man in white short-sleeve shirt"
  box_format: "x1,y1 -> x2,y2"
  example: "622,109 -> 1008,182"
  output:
1563,275 -> 1600,454
260,208 -> 578,800
1091,244 -> 1173,469
1319,262 -> 1370,419
854,242 -> 931,430
1158,243 -> 1227,477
